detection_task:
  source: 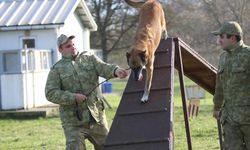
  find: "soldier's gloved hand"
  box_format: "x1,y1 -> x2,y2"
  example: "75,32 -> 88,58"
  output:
213,110 -> 220,120
115,67 -> 128,79
75,93 -> 87,104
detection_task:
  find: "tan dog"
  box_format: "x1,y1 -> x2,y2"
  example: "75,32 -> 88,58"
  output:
125,0 -> 167,103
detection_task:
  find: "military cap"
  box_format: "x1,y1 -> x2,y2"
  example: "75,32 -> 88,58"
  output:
57,34 -> 75,47
212,21 -> 243,38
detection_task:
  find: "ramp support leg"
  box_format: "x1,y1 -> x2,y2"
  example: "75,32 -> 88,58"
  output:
175,38 -> 192,150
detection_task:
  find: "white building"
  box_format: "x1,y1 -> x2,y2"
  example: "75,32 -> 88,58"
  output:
0,0 -> 97,110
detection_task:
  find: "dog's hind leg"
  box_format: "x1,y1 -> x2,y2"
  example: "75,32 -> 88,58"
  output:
141,63 -> 153,103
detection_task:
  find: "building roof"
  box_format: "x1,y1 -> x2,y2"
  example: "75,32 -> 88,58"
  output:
0,0 -> 97,31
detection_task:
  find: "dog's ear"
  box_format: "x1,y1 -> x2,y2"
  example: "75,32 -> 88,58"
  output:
126,52 -> 130,64
139,50 -> 146,63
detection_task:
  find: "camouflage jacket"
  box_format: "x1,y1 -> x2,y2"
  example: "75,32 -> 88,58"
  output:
213,41 -> 250,124
45,51 -> 117,126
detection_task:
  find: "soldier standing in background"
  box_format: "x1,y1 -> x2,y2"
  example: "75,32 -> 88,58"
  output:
45,34 -> 128,150
212,21 -> 250,150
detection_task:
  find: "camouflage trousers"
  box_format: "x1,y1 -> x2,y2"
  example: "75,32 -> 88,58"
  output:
222,121 -> 250,150
63,115 -> 109,150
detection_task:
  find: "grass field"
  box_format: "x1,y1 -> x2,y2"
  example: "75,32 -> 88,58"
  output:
0,77 -> 220,150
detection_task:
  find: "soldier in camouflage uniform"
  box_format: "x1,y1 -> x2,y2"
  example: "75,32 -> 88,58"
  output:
212,21 -> 250,150
45,34 -> 128,150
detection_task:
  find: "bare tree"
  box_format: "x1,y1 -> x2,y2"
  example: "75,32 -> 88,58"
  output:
199,0 -> 250,66
162,0 -> 250,66
87,0 -> 138,62
202,0 -> 249,33
87,0 -> 250,67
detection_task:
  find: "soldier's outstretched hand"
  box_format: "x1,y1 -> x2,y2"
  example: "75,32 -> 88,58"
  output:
115,68 -> 128,79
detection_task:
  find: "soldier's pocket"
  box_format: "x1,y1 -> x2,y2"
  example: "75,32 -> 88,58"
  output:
73,107 -> 91,124
61,73 -> 73,80
79,64 -> 96,80
232,67 -> 247,81
233,98 -> 250,124
60,73 -> 74,88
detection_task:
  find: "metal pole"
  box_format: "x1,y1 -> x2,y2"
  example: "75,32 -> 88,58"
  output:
174,38 -> 192,150
24,45 -> 29,110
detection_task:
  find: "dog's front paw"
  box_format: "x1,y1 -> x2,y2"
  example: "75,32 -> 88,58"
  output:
141,95 -> 149,103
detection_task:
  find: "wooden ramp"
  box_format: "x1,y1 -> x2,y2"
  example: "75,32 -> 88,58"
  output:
104,38 -> 217,150
174,38 -> 217,95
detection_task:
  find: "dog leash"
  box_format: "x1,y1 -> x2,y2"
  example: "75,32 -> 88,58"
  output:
74,66 -> 131,121
84,67 -> 131,97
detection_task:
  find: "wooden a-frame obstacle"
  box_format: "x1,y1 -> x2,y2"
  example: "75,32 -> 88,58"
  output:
104,38 -> 222,150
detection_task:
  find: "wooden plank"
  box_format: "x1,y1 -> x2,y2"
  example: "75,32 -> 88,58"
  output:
104,39 -> 175,150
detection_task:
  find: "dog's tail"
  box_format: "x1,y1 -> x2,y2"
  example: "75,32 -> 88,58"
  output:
124,0 -> 147,8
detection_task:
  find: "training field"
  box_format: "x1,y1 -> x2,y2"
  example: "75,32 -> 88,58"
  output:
0,77 -> 220,150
